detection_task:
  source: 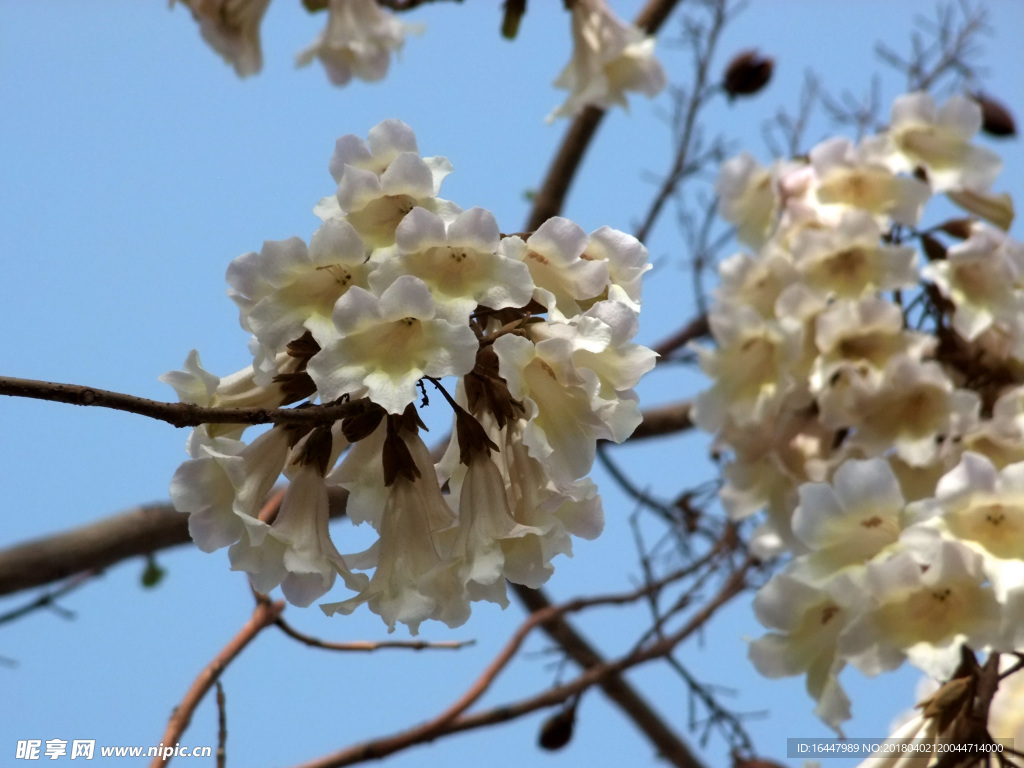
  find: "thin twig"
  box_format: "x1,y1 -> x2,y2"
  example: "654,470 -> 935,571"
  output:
151,594 -> 284,768
635,0 -> 731,244
0,569 -> 100,626
274,618 -> 475,652
292,559 -> 752,768
215,682 -> 227,768
0,375 -> 368,429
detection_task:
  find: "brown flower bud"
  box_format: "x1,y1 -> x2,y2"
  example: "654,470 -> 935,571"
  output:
971,92 -> 1017,138
538,703 -> 576,751
722,50 -> 774,101
501,0 -> 526,40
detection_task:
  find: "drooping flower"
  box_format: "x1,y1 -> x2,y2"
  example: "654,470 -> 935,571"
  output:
174,0 -> 271,77
296,0 -> 415,87
549,0 -> 666,120
864,92 -> 1003,193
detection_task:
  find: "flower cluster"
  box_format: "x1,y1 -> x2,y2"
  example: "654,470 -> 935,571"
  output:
697,91 -> 1023,729
165,119 -> 655,633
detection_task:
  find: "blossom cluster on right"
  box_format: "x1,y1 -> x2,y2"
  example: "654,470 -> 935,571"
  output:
696,91 -> 1022,730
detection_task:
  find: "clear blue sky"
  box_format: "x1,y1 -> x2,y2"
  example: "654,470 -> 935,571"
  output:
1,1 -> 1022,766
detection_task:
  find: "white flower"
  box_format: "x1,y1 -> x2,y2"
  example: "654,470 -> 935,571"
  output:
322,428 -> 461,633
517,217 -> 610,317
825,355 -> 978,468
584,226 -> 651,311
331,153 -> 458,248
492,332 -> 606,485
716,153 -> 781,248
863,92 -> 1002,192
790,458 -> 906,580
714,250 -> 798,320
325,118 -> 453,192
226,220 -> 370,355
790,210 -> 918,299
810,297 -> 934,391
370,207 -> 535,322
748,570 -> 856,731
839,527 -> 1000,679
307,275 -> 479,413
549,0 -> 666,120
809,137 -> 931,227
295,0 -> 415,87
529,300 -> 657,443
922,223 -> 1024,343
175,0 -> 271,77
692,304 -> 805,432
909,452 -> 1024,564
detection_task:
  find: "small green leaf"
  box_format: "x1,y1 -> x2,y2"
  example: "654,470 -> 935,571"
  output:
141,556 -> 166,589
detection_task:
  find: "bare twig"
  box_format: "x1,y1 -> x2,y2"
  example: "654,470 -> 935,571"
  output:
0,376 -> 364,430
0,569 -> 100,626
635,0 -> 731,244
292,559 -> 752,768
274,618 -> 475,652
215,682 -> 227,768
151,594 -> 284,768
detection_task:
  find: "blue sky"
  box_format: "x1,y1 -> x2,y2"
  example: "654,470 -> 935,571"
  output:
2,1 -> 1023,766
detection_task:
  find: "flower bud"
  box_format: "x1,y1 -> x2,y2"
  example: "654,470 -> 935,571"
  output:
537,703 -> 577,751
971,92 -> 1017,137
722,50 -> 774,100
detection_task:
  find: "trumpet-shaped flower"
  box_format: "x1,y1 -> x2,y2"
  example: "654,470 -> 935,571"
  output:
864,92 -> 1002,192
175,0 -> 270,78
809,137 -> 930,226
226,220 -> 370,355
296,0 -> 413,87
549,0 -> 666,120
370,207 -> 534,322
308,275 -> 479,413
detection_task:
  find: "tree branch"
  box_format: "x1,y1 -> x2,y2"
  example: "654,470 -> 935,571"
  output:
151,594 -> 284,768
512,583 -> 706,768
0,376 -> 367,430
291,558 -> 751,768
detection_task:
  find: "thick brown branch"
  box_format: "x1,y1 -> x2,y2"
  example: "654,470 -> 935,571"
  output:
652,313 -> 710,359
630,401 -> 693,439
0,489 -> 350,597
152,595 -> 284,768
0,376 -> 363,429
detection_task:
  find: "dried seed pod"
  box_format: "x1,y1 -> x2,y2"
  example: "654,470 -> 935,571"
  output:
723,50 -> 774,100
537,703 -> 577,751
972,92 -> 1017,137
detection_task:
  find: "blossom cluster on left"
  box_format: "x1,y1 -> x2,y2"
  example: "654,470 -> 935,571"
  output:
164,119 -> 656,633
